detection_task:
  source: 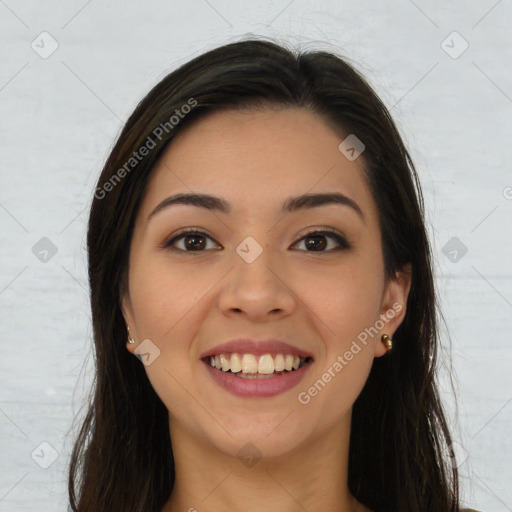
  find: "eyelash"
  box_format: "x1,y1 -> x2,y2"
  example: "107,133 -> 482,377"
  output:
161,228 -> 351,253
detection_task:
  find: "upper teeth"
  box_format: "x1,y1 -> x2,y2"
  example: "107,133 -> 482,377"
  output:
208,353 -> 305,374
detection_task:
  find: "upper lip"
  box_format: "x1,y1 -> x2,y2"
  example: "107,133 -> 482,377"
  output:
199,339 -> 314,360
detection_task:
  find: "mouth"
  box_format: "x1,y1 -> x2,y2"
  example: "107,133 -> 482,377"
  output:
199,339 -> 315,397
202,353 -> 314,379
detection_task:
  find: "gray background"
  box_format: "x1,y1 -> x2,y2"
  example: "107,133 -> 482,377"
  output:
1,1 -> 511,511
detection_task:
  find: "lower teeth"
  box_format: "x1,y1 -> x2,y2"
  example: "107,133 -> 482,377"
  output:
235,372 -> 281,379
228,369 -> 295,379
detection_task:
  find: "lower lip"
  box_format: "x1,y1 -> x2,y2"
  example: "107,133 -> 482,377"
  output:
202,359 -> 313,398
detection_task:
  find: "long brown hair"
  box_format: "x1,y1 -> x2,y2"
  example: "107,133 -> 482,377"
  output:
68,38 -> 461,512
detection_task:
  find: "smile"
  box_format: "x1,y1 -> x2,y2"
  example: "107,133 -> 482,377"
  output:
205,353 -> 311,376
201,353 -> 314,397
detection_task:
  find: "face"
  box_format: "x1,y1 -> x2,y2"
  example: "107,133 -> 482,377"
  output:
121,107 -> 411,460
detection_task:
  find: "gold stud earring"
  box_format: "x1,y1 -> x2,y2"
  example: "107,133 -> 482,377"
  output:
127,326 -> 135,344
381,334 -> 392,351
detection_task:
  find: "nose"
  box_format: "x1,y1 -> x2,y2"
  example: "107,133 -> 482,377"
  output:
217,241 -> 297,321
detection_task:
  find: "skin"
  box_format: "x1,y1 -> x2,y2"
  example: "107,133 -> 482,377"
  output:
121,107 -> 412,512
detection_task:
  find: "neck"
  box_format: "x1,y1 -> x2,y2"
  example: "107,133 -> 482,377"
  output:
162,410 -> 371,512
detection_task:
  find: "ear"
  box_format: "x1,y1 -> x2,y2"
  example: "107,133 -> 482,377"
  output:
121,292 -> 137,354
374,263 -> 412,357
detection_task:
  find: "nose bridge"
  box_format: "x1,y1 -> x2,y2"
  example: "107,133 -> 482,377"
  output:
233,234 -> 278,289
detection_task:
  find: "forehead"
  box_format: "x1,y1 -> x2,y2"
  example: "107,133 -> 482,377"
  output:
138,107 -> 377,222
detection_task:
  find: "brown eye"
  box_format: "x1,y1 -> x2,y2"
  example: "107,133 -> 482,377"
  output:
162,228 -> 351,253
163,230 -> 220,252
292,229 -> 351,252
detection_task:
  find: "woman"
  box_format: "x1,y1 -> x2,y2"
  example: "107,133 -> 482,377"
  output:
68,38 -> 479,512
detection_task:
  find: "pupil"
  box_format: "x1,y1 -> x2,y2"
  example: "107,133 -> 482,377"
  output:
185,235 -> 205,250
306,236 -> 326,251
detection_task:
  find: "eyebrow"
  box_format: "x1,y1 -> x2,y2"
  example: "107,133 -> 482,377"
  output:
147,192 -> 365,222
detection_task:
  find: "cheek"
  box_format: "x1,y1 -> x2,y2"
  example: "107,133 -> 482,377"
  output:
127,257 -> 208,410
291,258 -> 382,412
292,257 -> 383,341
128,254 -> 211,336
127,254 -> 221,389
295,272 -> 378,423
